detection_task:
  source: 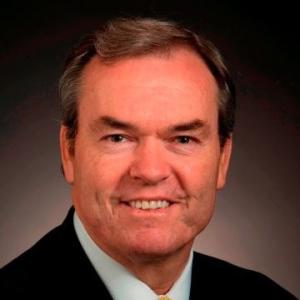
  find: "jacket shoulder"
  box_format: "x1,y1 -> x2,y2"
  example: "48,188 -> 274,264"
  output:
0,208 -> 111,298
191,252 -> 297,299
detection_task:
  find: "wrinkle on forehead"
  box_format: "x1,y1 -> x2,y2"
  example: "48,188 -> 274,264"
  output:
79,47 -> 218,101
78,47 -> 219,135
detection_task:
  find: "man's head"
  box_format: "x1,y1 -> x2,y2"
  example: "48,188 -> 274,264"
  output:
59,17 -> 235,262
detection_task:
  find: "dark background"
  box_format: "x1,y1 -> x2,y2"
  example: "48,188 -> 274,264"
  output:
0,1 -> 299,297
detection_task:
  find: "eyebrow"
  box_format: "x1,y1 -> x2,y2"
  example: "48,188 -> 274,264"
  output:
90,116 -> 207,134
90,116 -> 139,132
167,119 -> 206,132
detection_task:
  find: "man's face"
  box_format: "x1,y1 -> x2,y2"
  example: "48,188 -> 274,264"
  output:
61,48 -> 232,260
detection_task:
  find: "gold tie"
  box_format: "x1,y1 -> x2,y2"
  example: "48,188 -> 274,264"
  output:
158,296 -> 171,300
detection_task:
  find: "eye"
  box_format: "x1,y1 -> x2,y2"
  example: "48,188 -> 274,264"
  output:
105,134 -> 127,143
99,133 -> 135,153
175,136 -> 193,144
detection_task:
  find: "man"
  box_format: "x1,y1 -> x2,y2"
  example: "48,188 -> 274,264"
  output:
1,17 -> 297,299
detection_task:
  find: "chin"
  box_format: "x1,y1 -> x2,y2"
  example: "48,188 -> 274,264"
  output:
125,232 -> 192,259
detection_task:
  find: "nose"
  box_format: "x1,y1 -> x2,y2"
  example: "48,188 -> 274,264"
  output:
129,138 -> 171,185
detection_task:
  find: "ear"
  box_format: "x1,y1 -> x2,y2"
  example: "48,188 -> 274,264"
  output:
217,137 -> 233,190
60,125 -> 75,184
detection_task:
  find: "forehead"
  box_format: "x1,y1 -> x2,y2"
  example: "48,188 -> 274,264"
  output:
78,48 -> 219,128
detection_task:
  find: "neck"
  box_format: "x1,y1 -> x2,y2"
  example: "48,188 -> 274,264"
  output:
105,244 -> 193,295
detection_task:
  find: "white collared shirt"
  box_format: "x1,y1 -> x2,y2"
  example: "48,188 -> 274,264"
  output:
74,212 -> 193,300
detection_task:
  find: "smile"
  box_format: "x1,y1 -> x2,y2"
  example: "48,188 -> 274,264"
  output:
128,200 -> 170,210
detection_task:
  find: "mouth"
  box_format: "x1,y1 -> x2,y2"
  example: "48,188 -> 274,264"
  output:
119,199 -> 175,210
129,199 -> 170,210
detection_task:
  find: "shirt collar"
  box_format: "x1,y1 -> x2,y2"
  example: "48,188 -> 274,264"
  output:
74,212 -> 193,300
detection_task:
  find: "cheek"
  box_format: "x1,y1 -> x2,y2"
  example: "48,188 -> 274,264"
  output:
93,156 -> 132,195
72,153 -> 119,214
75,155 -> 134,222
177,159 -> 219,229
186,188 -> 216,221
178,153 -> 220,195
75,150 -> 127,189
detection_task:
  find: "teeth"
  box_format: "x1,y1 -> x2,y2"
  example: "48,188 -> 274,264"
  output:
162,200 -> 169,208
128,200 -> 170,210
142,201 -> 149,209
149,201 -> 156,209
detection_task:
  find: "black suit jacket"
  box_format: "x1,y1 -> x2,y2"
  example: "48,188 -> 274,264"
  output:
1,208 -> 297,299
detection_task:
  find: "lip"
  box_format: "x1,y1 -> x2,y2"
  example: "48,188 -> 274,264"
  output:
119,197 -> 180,204
117,200 -> 181,218
117,196 -> 184,216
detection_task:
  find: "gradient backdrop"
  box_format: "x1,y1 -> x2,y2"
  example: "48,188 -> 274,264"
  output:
1,1 -> 299,297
